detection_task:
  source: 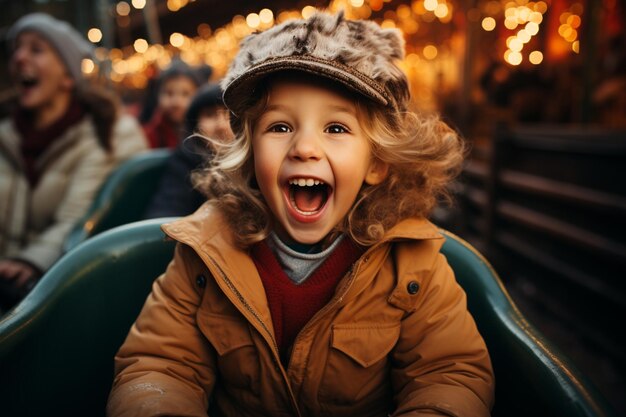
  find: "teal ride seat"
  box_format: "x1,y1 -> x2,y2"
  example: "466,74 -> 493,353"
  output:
0,222 -> 615,417
0,219 -> 177,417
439,230 -> 615,417
63,149 -> 171,252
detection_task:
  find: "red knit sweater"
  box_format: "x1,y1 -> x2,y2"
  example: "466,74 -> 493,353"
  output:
251,238 -> 363,362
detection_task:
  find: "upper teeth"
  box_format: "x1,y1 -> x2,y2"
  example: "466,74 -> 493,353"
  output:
289,178 -> 324,186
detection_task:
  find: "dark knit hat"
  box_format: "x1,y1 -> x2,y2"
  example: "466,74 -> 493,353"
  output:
222,11 -> 410,119
159,59 -> 203,88
7,13 -> 94,81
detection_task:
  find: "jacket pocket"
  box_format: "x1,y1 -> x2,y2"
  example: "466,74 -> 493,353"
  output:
331,323 -> 401,367
319,322 -> 401,406
197,311 -> 260,393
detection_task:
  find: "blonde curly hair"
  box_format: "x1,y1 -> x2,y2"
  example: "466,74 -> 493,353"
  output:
194,79 -> 464,248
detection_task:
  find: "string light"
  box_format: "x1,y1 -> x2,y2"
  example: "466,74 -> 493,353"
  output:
116,1 -> 130,16
246,13 -> 261,28
423,45 -> 438,60
107,0 -> 460,92
132,0 -> 146,9
104,0 -> 557,109
558,5 -> 582,48
169,32 -> 184,48
482,17 -> 496,31
167,0 -> 189,12
508,51 -> 522,65
501,1 -> 548,66
134,38 -> 149,53
529,51 -> 543,65
424,0 -> 437,12
517,29 -> 531,44
397,4 -> 411,19
259,8 -> 274,24
302,6 -> 316,19
525,21 -> 539,36
381,19 -> 396,28
87,28 -> 102,43
81,59 -> 95,74
434,3 -> 448,18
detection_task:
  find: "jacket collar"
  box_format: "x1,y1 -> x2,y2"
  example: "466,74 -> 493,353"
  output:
0,117 -> 94,171
162,203 -> 443,253
379,216 -> 443,242
162,204 -> 276,336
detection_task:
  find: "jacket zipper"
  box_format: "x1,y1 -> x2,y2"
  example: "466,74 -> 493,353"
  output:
204,254 -> 303,417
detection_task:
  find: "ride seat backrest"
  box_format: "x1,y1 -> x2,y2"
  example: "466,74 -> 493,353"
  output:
63,149 -> 171,252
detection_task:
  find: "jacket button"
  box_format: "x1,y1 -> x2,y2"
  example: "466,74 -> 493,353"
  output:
196,274 -> 206,288
407,281 -> 419,294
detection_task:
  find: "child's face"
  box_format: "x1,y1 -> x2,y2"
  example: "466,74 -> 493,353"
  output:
158,76 -> 197,124
252,79 -> 388,245
198,105 -> 234,142
9,31 -> 74,110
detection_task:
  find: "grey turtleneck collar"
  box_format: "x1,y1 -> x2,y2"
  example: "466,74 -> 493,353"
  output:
266,232 -> 345,285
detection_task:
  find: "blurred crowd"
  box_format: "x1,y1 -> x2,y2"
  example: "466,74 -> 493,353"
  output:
474,33 -> 626,127
0,13 -> 233,311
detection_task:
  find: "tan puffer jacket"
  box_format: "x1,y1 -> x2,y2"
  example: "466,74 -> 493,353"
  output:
108,205 -> 494,417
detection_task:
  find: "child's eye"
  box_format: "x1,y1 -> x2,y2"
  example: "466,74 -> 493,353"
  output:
268,123 -> 291,133
325,124 -> 350,134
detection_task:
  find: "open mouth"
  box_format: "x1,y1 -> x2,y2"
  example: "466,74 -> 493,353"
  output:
287,178 -> 331,216
19,76 -> 39,89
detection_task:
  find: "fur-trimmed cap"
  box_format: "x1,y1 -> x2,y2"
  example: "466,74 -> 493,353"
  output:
222,11 -> 410,117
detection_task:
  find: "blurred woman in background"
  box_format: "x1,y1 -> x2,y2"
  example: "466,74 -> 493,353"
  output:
0,13 -> 147,311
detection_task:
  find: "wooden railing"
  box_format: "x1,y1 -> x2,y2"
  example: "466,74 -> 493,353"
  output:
447,124 -> 626,362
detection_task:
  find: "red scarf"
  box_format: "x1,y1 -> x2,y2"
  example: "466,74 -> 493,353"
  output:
143,110 -> 180,149
14,99 -> 85,187
251,237 -> 363,363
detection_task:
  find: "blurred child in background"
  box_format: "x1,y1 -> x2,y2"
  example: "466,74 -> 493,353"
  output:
144,83 -> 233,219
142,60 -> 201,149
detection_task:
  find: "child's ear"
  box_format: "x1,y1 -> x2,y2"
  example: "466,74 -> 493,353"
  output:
364,159 -> 389,185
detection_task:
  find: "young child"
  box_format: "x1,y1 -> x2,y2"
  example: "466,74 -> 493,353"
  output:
144,83 -> 234,218
142,60 -> 201,149
108,11 -> 494,417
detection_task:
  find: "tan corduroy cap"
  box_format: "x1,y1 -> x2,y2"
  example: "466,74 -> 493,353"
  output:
222,11 -> 410,121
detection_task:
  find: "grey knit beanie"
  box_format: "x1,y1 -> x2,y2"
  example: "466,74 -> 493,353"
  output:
222,11 -> 410,118
7,13 -> 94,81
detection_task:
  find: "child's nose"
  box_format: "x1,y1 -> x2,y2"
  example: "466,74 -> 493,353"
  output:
289,131 -> 323,161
